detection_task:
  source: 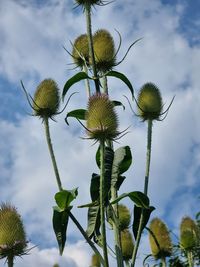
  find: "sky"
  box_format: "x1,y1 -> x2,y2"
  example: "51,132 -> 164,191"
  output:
0,0 -> 200,266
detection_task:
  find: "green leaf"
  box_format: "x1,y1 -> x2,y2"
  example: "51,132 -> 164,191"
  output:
52,207 -> 71,255
55,188 -> 78,211
78,201 -> 99,208
132,205 -> 155,240
62,72 -> 91,100
106,71 -> 134,98
65,109 -> 86,125
86,205 -> 100,238
90,173 -> 100,202
110,191 -> 150,208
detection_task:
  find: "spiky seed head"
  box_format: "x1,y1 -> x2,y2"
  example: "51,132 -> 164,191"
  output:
149,218 -> 172,259
0,203 -> 27,259
75,0 -> 101,6
33,79 -> 60,118
86,94 -> 118,141
118,204 -> 131,231
91,254 -> 101,267
93,29 -> 116,72
180,216 -> 199,250
53,264 -> 60,267
137,83 -> 163,121
121,230 -> 134,261
72,34 -> 89,67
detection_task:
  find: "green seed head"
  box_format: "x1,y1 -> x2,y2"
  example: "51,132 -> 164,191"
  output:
0,204 -> 27,258
180,216 -> 199,250
137,83 -> 163,121
72,34 -> 89,67
93,29 -> 116,72
118,204 -> 131,231
91,254 -> 101,267
33,79 -> 60,118
149,218 -> 172,259
86,94 -> 118,141
53,264 -> 60,267
121,230 -> 134,261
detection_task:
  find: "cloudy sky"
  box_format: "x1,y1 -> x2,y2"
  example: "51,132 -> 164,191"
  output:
0,0 -> 200,266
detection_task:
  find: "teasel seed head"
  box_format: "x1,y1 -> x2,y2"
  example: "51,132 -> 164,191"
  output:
0,203 -> 27,259
149,218 -> 172,259
180,216 -> 199,250
33,79 -> 60,118
93,29 -> 116,72
75,0 -> 102,7
91,253 -> 101,267
121,229 -> 134,261
118,204 -> 131,231
86,94 -> 119,141
72,34 -> 89,67
137,83 -> 163,121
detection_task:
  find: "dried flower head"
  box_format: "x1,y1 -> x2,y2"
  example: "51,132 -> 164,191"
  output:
33,79 -> 60,118
0,203 -> 27,260
91,253 -> 101,267
149,218 -> 172,259
72,34 -> 89,67
75,0 -> 102,6
137,83 -> 163,121
86,94 -> 119,141
121,230 -> 134,261
180,216 -> 199,250
93,29 -> 116,72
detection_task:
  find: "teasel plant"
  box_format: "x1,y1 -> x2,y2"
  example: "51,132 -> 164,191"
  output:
20,79 -> 105,266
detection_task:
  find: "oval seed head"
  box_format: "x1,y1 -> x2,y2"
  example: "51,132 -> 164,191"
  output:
91,254 -> 101,267
72,34 -> 89,67
0,203 -> 27,259
93,29 -> 116,72
75,0 -> 101,6
118,204 -> 131,231
149,218 -> 172,259
33,79 -> 60,118
86,94 -> 118,141
137,83 -> 163,121
121,230 -> 134,261
180,216 -> 199,250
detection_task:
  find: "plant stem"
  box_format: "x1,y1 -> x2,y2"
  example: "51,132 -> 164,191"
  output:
125,261 -> 131,267
7,256 -> 14,267
131,119 -> 153,267
84,3 -> 100,94
100,139 -> 109,267
187,251 -> 194,267
161,257 -> 166,267
44,117 -> 63,192
43,117 -> 105,265
83,64 -> 91,97
101,75 -> 108,95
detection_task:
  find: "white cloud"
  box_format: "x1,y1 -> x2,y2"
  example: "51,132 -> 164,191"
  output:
0,0 -> 200,266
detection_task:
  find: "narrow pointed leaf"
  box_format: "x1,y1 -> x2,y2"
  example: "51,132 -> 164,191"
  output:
86,205 -> 100,238
132,205 -> 155,239
52,207 -> 70,255
62,72 -> 91,100
106,70 -> 134,98
110,191 -> 150,208
55,188 -> 78,211
65,109 -> 86,125
90,173 -> 100,202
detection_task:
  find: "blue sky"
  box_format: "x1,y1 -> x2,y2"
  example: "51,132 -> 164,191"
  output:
0,0 -> 200,266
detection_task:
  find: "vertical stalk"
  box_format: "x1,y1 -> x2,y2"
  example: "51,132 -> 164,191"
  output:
125,261 -> 131,267
84,3 -> 100,93
43,117 -> 105,266
101,75 -> 108,95
161,257 -> 167,267
7,256 -> 14,267
131,119 -> 153,267
82,64 -> 91,97
100,139 -> 109,267
187,251 -> 194,267
44,117 -> 63,192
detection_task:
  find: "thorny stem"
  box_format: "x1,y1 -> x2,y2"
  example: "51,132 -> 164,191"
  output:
7,256 -> 14,267
100,139 -> 109,267
84,3 -> 100,94
131,119 -> 153,267
83,64 -> 91,97
161,257 -> 167,267
43,117 -> 105,266
187,251 -> 194,267
101,75 -> 108,95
